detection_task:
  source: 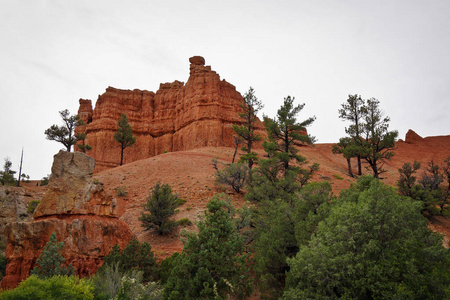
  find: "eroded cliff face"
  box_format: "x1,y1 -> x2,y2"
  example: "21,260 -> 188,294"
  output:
0,151 -> 135,289
77,56 -> 266,172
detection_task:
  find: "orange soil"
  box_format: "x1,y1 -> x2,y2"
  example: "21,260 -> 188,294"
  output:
90,136 -> 449,257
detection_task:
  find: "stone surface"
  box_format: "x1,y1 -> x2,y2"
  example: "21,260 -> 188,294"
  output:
0,151 -> 135,289
76,56 -> 266,172
405,129 -> 424,144
33,150 -> 116,218
0,187 -> 39,253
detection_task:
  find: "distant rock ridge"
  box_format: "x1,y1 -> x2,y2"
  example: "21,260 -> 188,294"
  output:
405,129 -> 424,144
0,151 -> 135,289
77,56 -> 266,172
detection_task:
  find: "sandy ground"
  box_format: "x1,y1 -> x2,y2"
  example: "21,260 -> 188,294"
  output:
90,136 -> 450,257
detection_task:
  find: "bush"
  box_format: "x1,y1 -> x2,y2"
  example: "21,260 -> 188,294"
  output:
27,200 -> 40,214
92,262 -> 162,300
31,233 -> 74,279
39,175 -> 49,186
215,162 -> 249,193
176,218 -> 192,227
100,239 -> 158,283
0,275 -> 94,300
114,186 -> 128,197
139,182 -> 182,235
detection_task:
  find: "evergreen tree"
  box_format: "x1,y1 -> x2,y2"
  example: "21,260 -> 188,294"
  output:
101,239 -> 158,283
164,194 -> 252,299
30,233 -> 74,279
338,94 -> 365,175
44,109 -> 79,152
75,119 -> 92,153
253,182 -> 332,298
263,96 -> 316,178
114,113 -> 136,166
332,137 -> 359,177
139,182 -> 182,235
232,87 -> 264,169
284,177 -> 449,299
398,158 -> 450,215
0,157 -> 16,186
360,98 -> 398,178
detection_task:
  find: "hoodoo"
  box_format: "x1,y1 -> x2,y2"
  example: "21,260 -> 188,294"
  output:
76,56 -> 265,172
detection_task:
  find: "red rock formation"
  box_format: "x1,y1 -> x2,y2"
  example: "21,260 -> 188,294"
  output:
77,56 -> 266,172
0,151 -> 135,289
405,129 -> 424,144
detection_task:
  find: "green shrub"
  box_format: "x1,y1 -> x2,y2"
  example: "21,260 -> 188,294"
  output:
333,174 -> 344,180
31,233 -> 74,279
114,186 -> 128,197
215,162 -> 249,193
139,182 -> 182,235
176,218 -> 192,227
27,200 -> 40,214
0,275 -> 94,300
39,175 -> 49,186
100,239 -> 158,283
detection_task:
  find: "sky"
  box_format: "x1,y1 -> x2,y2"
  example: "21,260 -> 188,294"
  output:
1,0 -> 449,180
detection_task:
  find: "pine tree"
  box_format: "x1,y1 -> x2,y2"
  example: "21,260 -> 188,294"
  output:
139,182 -> 182,235
44,109 -> 79,152
31,233 -> 74,279
113,114 -> 136,166
164,194 -> 252,299
232,87 -> 264,169
338,94 -> 365,175
263,96 -> 316,178
0,157 -> 16,186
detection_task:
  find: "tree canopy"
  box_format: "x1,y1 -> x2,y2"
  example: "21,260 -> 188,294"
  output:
284,177 -> 450,299
232,87 -> 264,169
44,109 -> 79,152
114,113 -> 136,166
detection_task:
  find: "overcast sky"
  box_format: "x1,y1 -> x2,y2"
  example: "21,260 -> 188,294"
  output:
1,0 -> 449,179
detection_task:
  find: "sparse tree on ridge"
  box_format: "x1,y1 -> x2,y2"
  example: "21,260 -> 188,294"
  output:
338,94 -> 365,175
44,109 -> 80,152
0,157 -> 16,186
360,98 -> 398,178
263,96 -> 317,178
114,113 -> 136,166
75,119 -> 92,153
232,87 -> 264,169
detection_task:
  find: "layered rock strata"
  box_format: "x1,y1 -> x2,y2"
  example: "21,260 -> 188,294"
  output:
77,56 -> 266,172
0,151 -> 135,289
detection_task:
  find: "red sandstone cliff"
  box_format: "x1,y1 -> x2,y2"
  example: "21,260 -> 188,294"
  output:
77,56 -> 266,172
0,151 -> 135,289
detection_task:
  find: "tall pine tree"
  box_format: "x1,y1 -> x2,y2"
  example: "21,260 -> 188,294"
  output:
114,114 -> 136,166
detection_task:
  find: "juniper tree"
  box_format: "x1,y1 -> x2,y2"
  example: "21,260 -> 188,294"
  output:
114,113 -> 136,166
30,232 -> 74,279
44,109 -> 79,152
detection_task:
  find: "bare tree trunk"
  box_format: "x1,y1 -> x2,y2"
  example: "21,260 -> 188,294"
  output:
17,148 -> 23,187
347,157 -> 354,177
357,155 -> 362,175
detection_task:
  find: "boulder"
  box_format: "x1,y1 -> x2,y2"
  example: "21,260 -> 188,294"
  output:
0,151 -> 135,289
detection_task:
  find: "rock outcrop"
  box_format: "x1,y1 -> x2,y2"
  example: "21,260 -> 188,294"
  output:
77,56 -> 266,172
405,129 -> 424,144
0,151 -> 135,289
0,187 -> 40,254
